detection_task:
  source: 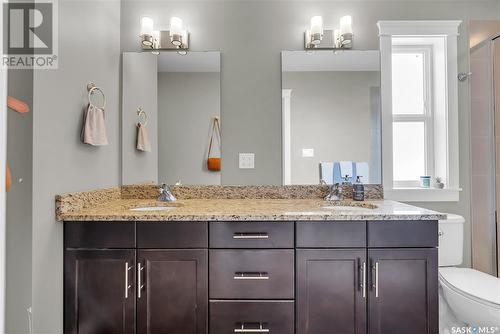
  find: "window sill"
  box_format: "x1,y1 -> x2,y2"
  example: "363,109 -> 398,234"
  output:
384,187 -> 461,202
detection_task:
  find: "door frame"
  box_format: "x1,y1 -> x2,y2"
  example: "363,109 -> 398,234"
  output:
0,1 -> 8,330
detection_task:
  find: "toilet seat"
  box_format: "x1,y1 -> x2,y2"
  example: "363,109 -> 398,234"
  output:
439,267 -> 500,307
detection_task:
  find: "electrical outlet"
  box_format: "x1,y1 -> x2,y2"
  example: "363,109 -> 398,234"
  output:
239,153 -> 255,169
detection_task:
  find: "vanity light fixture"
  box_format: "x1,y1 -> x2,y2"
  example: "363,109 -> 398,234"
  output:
140,16 -> 189,52
140,17 -> 154,47
305,15 -> 353,49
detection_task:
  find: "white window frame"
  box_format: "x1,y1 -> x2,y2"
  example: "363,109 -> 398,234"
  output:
392,46 -> 434,188
378,20 -> 462,202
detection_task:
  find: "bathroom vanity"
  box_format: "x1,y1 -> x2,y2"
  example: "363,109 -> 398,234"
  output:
58,187 -> 443,334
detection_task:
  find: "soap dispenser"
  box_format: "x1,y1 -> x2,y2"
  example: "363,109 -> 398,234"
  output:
352,176 -> 364,201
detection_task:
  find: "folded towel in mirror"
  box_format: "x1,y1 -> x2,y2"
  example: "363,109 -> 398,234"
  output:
136,123 -> 151,152
355,162 -> 370,183
81,104 -> 108,146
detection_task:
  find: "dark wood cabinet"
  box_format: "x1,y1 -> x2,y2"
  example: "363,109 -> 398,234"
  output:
296,249 -> 367,334
64,220 -> 438,334
137,249 -> 208,334
368,248 -> 438,334
64,249 -> 135,334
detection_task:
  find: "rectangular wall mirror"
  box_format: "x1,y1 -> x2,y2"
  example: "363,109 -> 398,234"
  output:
281,50 -> 382,185
122,51 -> 221,185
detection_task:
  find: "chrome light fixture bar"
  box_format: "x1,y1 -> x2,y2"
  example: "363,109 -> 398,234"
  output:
140,16 -> 189,52
305,15 -> 353,49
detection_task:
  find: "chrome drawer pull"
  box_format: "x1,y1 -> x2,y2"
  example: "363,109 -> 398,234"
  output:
234,323 -> 269,333
233,272 -> 269,280
233,233 -> 269,239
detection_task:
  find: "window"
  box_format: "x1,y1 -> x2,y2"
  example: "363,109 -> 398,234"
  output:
392,47 -> 434,187
378,20 -> 462,202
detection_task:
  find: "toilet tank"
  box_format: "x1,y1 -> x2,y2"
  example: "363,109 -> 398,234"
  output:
438,214 -> 465,266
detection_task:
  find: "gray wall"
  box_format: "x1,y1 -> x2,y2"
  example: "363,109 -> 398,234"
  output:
158,72 -> 221,185
6,69 -> 33,334
20,1 -> 500,332
32,1 -> 121,333
120,0 -> 500,271
283,71 -> 380,184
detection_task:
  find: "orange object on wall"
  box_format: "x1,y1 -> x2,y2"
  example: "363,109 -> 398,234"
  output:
6,95 -> 29,191
7,96 -> 29,113
5,165 -> 11,192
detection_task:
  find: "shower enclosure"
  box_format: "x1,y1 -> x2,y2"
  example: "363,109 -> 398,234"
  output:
470,25 -> 500,277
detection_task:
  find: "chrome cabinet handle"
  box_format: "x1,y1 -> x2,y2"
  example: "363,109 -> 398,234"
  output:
361,261 -> 366,298
372,262 -> 379,298
234,323 -> 269,333
124,262 -> 132,299
137,262 -> 145,299
233,233 -> 269,239
234,272 -> 269,280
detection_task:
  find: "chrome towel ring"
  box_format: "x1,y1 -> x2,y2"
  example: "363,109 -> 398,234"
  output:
87,82 -> 106,109
137,107 -> 148,126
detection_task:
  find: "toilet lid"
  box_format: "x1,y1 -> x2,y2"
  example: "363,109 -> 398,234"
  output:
440,267 -> 500,306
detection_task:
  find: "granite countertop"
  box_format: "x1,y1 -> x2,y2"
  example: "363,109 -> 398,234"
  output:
57,198 -> 445,222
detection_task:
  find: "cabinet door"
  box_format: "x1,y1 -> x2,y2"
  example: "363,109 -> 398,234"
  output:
137,249 -> 208,334
297,249 -> 367,334
64,249 -> 135,334
368,248 -> 438,334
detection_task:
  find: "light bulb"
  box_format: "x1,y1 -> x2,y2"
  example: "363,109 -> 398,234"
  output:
310,16 -> 323,36
170,17 -> 183,36
340,15 -> 353,35
140,17 -> 154,36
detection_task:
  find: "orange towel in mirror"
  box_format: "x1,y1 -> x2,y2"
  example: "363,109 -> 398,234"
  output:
6,165 -> 11,192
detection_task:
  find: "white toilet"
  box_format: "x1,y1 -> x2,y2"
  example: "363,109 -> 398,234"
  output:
439,214 -> 500,327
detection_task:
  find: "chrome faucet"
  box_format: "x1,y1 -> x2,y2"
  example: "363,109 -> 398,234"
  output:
158,183 -> 177,202
325,183 -> 343,201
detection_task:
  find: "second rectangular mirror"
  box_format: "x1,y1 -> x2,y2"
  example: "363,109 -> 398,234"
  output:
122,51 -> 221,185
281,50 -> 382,185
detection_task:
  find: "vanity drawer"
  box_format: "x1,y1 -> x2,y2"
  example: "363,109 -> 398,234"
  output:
296,221 -> 366,248
209,250 -> 294,299
368,220 -> 438,248
137,222 -> 208,248
210,300 -> 294,334
209,222 -> 294,248
64,222 -> 135,249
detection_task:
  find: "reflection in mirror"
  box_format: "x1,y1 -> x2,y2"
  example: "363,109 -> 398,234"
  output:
281,50 -> 381,185
122,51 -> 221,185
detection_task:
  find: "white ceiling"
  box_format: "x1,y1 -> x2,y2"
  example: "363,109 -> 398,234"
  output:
157,51 -> 221,72
282,50 -> 380,72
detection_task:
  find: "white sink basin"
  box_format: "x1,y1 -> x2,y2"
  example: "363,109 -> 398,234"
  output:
129,206 -> 177,212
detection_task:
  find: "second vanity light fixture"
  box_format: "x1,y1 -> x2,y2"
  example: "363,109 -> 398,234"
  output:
140,16 -> 189,52
305,15 -> 353,49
